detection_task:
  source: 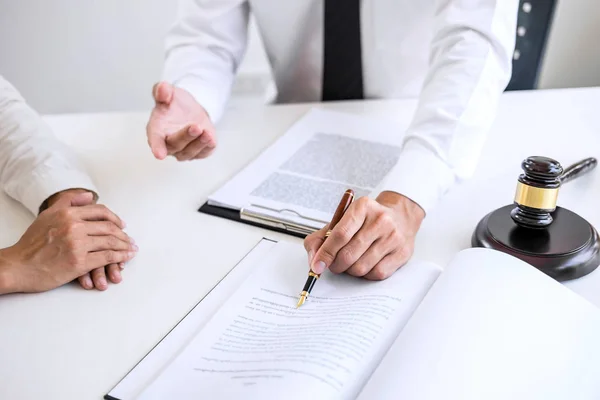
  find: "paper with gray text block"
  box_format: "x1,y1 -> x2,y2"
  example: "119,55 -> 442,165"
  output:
208,109 -> 406,227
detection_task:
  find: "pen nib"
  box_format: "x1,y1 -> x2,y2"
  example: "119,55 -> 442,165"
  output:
296,294 -> 307,308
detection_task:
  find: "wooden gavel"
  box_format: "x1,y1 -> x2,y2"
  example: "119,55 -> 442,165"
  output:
472,155 -> 599,281
511,156 -> 597,229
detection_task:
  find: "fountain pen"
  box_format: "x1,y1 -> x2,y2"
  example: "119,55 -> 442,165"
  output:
296,189 -> 355,308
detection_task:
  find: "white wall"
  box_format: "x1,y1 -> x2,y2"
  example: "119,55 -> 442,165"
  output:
0,0 -> 270,114
538,0 -> 600,89
0,1 -> 598,115
0,1 -> 176,114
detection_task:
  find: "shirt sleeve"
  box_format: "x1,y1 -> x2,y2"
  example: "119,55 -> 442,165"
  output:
384,0 -> 519,214
0,76 -> 97,216
162,0 -> 250,123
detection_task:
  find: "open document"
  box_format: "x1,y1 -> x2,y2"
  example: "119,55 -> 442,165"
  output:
200,109 -> 407,235
106,239 -> 600,400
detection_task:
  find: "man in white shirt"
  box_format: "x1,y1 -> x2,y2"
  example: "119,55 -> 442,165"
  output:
0,76 -> 137,295
146,0 -> 518,279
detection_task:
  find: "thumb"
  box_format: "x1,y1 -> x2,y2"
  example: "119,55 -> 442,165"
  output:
303,227 -> 327,270
69,191 -> 95,207
147,129 -> 168,160
49,190 -> 94,209
152,81 -> 174,105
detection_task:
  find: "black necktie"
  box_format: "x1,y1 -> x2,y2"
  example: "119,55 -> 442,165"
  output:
322,0 -> 364,101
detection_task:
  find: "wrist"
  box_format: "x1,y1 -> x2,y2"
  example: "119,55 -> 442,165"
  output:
376,191 -> 425,222
0,248 -> 21,295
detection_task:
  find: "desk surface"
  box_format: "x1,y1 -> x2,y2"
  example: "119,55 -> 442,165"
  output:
0,87 -> 599,399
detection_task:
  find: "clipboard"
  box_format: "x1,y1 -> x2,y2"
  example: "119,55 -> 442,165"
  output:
195,109 -> 402,240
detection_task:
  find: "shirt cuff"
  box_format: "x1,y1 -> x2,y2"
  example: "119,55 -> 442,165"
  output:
19,168 -> 98,216
171,77 -> 229,124
383,140 -> 456,215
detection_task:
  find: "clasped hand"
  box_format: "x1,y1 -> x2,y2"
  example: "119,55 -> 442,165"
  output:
0,191 -> 137,294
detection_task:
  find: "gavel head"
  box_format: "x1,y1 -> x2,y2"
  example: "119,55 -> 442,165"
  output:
510,156 -> 563,229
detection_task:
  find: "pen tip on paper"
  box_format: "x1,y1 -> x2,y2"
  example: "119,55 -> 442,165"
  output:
296,294 -> 307,308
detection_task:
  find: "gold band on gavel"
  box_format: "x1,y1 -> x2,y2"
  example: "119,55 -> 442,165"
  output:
514,181 -> 559,210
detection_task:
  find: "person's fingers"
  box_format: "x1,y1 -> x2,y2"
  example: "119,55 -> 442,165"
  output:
192,144 -> 217,159
87,250 -> 136,269
363,251 -> 405,281
303,227 -> 328,267
345,239 -> 389,277
77,273 -> 94,290
69,192 -> 95,207
166,125 -> 201,154
147,118 -> 168,160
174,127 -> 215,161
311,199 -> 368,274
87,235 -> 136,252
152,81 -> 174,105
76,205 -> 125,229
329,227 -> 378,274
47,190 -> 95,210
49,191 -> 94,209
106,264 -> 122,284
85,221 -> 132,243
90,267 -> 108,291
147,80 -> 171,160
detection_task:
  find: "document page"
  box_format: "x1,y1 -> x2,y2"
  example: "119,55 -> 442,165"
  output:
208,109 -> 407,227
106,239 -> 278,400
358,248 -> 600,400
250,133 -> 400,214
136,241 -> 441,400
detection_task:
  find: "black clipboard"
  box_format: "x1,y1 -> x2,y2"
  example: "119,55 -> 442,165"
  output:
198,201 -> 307,239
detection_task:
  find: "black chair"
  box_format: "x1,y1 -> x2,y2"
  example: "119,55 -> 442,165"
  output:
506,0 -> 558,91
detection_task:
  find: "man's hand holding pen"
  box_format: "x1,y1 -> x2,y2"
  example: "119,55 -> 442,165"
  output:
304,191 -> 425,281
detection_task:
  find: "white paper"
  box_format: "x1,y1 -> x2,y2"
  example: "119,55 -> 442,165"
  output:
358,248 -> 600,400
208,109 -> 407,227
107,239 -> 278,400
136,241 -> 441,400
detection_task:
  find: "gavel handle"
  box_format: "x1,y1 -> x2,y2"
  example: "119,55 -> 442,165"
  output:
561,157 -> 598,184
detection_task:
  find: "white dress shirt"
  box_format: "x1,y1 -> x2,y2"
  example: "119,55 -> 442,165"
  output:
0,75 -> 96,215
163,0 -> 518,213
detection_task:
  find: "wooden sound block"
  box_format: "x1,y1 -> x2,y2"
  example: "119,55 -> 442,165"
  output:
472,205 -> 600,281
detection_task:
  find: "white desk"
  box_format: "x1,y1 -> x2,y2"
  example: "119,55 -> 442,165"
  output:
0,87 -> 599,399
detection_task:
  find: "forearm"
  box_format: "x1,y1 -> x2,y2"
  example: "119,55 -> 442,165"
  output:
0,76 -> 97,215
0,247 -> 19,295
385,0 -> 518,214
163,0 -> 250,123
